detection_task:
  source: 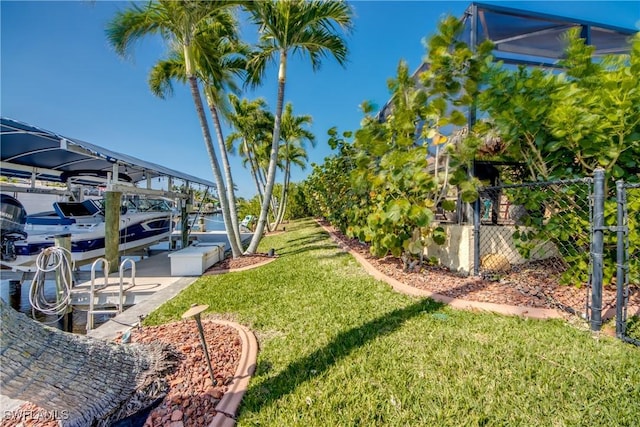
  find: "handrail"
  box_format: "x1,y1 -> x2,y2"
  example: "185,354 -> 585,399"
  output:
87,257 -> 110,331
119,258 -> 136,311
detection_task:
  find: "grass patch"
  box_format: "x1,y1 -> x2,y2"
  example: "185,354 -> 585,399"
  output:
146,218 -> 640,426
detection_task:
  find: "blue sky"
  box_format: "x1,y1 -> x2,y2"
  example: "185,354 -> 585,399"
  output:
2,1 -> 638,199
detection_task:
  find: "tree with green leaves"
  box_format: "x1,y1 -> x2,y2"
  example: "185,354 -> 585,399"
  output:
306,16 -> 492,269
147,20 -> 249,252
107,0 -> 245,257
348,64 -> 445,268
304,126 -> 358,231
243,0 -> 353,254
478,30 -> 640,284
479,30 -> 640,183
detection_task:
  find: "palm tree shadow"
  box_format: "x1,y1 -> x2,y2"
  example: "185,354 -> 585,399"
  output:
275,243 -> 338,257
274,232 -> 334,256
246,298 -> 443,411
314,251 -> 350,260
286,231 -> 328,244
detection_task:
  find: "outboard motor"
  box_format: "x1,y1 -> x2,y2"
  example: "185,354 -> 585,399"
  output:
0,194 -> 28,261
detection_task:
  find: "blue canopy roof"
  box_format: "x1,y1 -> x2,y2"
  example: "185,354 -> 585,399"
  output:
0,117 -> 216,189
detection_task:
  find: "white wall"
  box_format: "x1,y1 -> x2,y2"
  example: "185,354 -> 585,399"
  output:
424,224 -> 559,275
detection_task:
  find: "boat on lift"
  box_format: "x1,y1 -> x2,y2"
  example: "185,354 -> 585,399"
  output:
0,195 -> 174,272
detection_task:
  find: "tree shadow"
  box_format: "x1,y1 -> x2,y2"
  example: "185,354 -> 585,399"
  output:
273,232 -> 335,256
313,251 -> 350,260
246,298 -> 443,411
286,231 -> 329,245
275,243 -> 341,257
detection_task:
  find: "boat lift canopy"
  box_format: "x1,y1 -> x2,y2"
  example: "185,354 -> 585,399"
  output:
0,117 -> 216,198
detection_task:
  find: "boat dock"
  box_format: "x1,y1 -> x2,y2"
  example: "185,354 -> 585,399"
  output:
0,249 -> 205,413
1,249 -> 204,337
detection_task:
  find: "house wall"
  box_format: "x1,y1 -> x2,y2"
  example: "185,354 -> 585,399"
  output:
424,225 -> 474,275
424,224 -> 559,275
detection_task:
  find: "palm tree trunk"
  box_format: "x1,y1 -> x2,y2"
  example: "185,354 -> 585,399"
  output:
244,140 -> 265,205
257,163 -> 276,231
0,299 -> 177,426
206,95 -> 244,251
187,76 -> 242,257
245,49 -> 287,254
243,141 -> 273,232
274,158 -> 290,228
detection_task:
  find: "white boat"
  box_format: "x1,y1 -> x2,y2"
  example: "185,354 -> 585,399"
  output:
0,195 -> 173,272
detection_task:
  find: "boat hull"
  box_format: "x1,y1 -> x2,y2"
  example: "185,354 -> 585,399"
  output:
3,212 -> 171,272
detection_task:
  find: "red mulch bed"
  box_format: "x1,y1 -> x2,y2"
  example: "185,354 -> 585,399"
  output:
320,220 -> 640,320
134,320 -> 242,427
1,320 -> 242,427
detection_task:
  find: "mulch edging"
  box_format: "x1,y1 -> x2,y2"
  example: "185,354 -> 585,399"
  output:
209,320 -> 258,427
204,257 -> 277,275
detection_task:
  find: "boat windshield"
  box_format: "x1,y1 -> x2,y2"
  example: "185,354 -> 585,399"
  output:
122,196 -> 173,213
54,200 -> 103,218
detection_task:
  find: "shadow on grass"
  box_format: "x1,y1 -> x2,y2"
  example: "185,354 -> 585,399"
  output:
275,243 -> 340,257
274,231 -> 335,257
285,231 -> 329,245
246,298 -> 443,411
314,251 -> 350,260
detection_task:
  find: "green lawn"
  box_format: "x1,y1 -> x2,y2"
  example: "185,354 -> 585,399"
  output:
146,218 -> 640,426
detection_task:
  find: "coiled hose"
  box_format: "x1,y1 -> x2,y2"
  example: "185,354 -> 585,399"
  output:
29,246 -> 74,318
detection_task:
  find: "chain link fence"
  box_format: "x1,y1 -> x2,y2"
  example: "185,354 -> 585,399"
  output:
472,174 -> 639,345
476,178 -> 593,316
615,182 -> 640,345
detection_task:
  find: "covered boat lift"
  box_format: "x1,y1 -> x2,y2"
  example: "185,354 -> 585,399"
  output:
0,117 -> 215,195
0,116 -> 217,270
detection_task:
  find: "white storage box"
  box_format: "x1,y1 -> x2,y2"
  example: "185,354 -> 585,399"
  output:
168,243 -> 225,276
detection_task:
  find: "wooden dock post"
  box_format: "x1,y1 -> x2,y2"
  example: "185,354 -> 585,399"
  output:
105,191 -> 122,274
54,233 -> 73,332
181,198 -> 189,249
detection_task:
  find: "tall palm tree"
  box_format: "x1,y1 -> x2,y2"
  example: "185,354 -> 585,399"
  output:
106,0 -> 244,257
243,0 -> 353,253
147,24 -> 249,252
226,94 -> 274,212
274,143 -> 310,225
274,102 -> 315,228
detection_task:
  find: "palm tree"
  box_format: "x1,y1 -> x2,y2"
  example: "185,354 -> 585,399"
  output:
274,102 -> 315,228
243,0 -> 353,253
147,24 -> 249,253
226,95 -> 273,206
106,0 -> 245,257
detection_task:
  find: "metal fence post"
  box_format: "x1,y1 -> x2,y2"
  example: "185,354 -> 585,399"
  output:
615,180 -> 626,338
473,198 -> 480,275
591,168 -> 605,331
